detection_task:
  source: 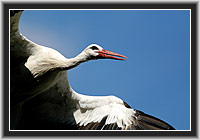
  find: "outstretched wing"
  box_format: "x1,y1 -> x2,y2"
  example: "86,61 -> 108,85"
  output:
13,70 -> 175,130
74,101 -> 175,130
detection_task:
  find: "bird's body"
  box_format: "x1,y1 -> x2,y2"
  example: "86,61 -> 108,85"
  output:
10,10 -> 175,130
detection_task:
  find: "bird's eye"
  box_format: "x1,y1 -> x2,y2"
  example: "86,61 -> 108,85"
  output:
91,46 -> 99,50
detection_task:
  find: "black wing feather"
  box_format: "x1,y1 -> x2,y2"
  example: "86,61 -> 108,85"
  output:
131,110 -> 175,130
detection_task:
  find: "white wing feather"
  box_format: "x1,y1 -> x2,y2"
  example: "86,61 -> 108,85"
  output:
74,96 -> 136,129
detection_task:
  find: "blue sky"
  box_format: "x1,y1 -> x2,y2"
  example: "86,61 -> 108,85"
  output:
19,10 -> 190,130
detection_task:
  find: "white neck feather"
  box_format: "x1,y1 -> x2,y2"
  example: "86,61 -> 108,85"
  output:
25,48 -> 89,78
63,51 -> 89,70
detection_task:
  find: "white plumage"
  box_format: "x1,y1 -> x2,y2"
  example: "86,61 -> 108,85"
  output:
10,10 -> 175,130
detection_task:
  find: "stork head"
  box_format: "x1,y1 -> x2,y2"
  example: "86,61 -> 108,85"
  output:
83,44 -> 127,61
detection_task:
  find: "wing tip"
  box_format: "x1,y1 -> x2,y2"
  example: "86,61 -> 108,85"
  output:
10,10 -> 23,17
135,110 -> 176,130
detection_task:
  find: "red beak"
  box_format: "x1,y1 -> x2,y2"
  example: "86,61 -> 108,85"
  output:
97,49 -> 127,61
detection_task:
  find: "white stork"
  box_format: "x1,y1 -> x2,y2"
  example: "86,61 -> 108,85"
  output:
10,10 -> 175,130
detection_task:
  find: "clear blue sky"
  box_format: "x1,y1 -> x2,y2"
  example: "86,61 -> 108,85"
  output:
19,10 -> 190,130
